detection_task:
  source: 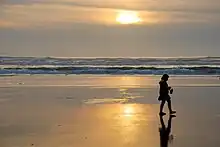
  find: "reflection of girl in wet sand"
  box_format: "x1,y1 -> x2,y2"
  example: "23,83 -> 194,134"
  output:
158,74 -> 176,115
159,115 -> 176,147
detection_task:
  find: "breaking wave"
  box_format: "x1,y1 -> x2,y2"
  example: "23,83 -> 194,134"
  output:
0,56 -> 220,75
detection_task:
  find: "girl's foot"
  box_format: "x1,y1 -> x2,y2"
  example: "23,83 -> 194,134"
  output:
170,111 -> 176,114
159,112 -> 166,116
170,115 -> 176,118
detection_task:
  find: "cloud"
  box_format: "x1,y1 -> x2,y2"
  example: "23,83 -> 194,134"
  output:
0,4 -> 119,29
14,0 -> 220,13
0,0 -> 220,29
0,20 -> 21,28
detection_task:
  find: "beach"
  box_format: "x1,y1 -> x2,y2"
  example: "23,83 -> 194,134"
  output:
0,75 -> 220,147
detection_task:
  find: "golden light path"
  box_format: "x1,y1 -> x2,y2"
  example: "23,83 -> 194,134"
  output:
116,11 -> 142,24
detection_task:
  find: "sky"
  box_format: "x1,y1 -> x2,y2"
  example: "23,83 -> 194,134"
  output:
0,0 -> 220,57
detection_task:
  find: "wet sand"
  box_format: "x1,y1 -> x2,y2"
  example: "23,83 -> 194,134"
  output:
0,75 -> 220,147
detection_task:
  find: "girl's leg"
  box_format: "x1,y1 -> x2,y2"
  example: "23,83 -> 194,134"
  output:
167,98 -> 176,114
160,100 -> 166,114
167,99 -> 172,112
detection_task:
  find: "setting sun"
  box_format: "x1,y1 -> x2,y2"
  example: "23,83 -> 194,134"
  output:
116,11 -> 142,24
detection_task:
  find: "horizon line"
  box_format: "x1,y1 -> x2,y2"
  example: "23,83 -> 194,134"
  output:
0,55 -> 218,59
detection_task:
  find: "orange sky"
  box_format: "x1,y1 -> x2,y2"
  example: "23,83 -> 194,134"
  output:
0,0 -> 220,57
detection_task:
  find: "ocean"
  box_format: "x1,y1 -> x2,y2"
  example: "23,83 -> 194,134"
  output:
0,56 -> 220,75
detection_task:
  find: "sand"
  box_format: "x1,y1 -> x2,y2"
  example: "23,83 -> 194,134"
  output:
0,75 -> 220,147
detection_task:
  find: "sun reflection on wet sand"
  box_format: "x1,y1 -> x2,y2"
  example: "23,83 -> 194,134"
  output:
123,105 -> 135,116
118,104 -> 139,143
111,104 -> 157,145
88,76 -> 156,88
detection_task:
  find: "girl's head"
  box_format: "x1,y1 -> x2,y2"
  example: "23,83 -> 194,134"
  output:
161,74 -> 169,81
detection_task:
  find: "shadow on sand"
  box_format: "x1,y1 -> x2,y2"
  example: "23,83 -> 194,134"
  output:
159,115 -> 176,147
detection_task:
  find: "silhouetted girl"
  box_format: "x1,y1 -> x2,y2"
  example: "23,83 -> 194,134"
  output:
158,74 -> 176,115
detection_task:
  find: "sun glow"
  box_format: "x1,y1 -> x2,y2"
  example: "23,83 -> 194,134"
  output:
116,11 -> 142,24
124,106 -> 134,115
